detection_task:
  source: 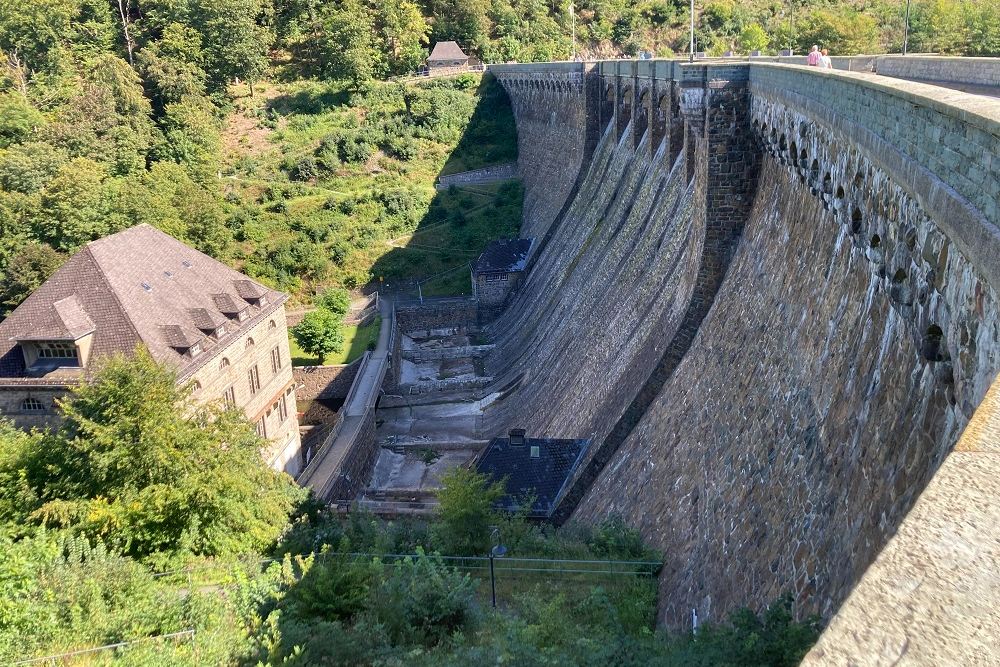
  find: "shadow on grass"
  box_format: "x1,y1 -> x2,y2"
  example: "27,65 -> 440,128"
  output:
371,74 -> 523,299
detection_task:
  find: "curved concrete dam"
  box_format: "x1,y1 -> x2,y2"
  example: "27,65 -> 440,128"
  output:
482,58 -> 1000,645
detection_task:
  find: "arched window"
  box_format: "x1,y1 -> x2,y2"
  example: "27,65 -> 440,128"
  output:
246,338 -> 255,349
870,234 -> 881,248
21,397 -> 45,413
268,320 -> 276,330
192,381 -> 202,390
851,208 -> 863,234
219,357 -> 230,370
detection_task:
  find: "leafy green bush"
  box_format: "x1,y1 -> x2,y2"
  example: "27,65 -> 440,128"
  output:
367,549 -> 478,647
316,286 -> 352,316
431,468 -> 505,556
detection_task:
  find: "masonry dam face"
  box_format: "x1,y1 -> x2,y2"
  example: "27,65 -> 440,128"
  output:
484,61 -> 1000,626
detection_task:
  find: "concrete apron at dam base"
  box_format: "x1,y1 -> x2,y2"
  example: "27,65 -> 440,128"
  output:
478,56 -> 1000,664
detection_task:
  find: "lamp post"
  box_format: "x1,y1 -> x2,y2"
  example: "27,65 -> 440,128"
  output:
488,526 -> 507,608
689,0 -> 695,62
902,0 -> 912,55
570,3 -> 576,61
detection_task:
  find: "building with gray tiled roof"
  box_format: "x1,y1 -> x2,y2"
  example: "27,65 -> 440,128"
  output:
427,41 -> 470,74
472,238 -> 534,322
0,224 -> 305,475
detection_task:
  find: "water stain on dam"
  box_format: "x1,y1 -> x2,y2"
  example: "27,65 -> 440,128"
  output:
482,61 -> 1000,627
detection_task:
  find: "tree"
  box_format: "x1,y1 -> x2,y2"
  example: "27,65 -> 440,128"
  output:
316,286 -> 351,317
373,0 -> 430,75
191,0 -> 274,94
739,23 -> 769,52
0,349 -> 305,560
319,0 -> 382,87
292,308 -> 345,362
0,241 -> 64,313
431,467 -> 504,556
796,8 -> 880,55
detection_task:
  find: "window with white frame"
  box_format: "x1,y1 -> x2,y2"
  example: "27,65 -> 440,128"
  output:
36,341 -> 78,359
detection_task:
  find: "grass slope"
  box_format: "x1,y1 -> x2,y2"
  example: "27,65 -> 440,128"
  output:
222,74 -> 521,302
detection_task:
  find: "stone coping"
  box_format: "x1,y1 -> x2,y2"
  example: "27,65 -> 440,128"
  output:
749,61 -> 1000,133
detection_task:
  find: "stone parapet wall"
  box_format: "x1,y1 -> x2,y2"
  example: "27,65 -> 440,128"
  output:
326,411 -> 378,501
293,360 -> 362,402
873,55 -> 1000,88
436,163 -> 517,189
394,299 -> 477,333
400,344 -> 494,363
749,63 -> 1000,287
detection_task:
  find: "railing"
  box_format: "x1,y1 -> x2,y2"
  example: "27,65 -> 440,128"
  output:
12,630 -> 197,666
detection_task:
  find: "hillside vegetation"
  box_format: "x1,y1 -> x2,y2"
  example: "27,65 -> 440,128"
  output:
0,0 -> 994,317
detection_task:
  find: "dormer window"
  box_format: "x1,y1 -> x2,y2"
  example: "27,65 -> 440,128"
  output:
215,324 -> 226,338
190,342 -> 202,357
238,310 -> 249,322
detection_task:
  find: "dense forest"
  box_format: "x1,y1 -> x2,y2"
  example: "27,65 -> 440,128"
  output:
0,0 -> 996,318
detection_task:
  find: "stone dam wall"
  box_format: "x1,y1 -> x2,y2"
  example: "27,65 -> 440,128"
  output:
487,59 -> 1000,633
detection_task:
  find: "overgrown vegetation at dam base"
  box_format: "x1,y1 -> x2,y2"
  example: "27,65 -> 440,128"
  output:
0,354 -> 820,664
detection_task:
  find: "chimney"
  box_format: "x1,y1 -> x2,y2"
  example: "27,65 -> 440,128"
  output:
509,428 -> 526,446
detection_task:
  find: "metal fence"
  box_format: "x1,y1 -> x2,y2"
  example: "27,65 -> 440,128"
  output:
12,551 -> 661,664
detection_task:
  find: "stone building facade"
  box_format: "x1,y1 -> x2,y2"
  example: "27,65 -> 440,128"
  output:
472,238 -> 534,322
0,224 -> 303,476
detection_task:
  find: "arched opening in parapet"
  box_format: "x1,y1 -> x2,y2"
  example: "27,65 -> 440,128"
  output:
779,134 -> 787,154
636,89 -> 650,140
892,268 -> 907,283
811,159 -> 820,183
851,208 -> 863,234
835,185 -> 845,199
602,82 -> 615,132
799,148 -> 808,170
871,234 -> 881,248
923,325 -> 945,362
822,173 -> 833,195
789,140 -> 797,165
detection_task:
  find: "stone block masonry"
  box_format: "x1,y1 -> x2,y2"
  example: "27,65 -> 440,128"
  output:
483,57 -> 1000,658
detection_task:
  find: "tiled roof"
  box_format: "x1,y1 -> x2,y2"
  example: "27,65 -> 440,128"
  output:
475,433 -> 590,518
186,307 -> 227,332
429,41 -> 468,61
0,224 -> 286,384
474,238 -> 534,274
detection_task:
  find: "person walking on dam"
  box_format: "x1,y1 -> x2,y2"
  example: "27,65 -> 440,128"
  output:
808,45 -> 821,66
819,49 -> 833,69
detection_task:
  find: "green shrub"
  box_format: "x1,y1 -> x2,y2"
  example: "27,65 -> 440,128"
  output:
367,549 -> 478,647
283,551 -> 376,622
432,468 -> 504,556
315,286 -> 351,316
